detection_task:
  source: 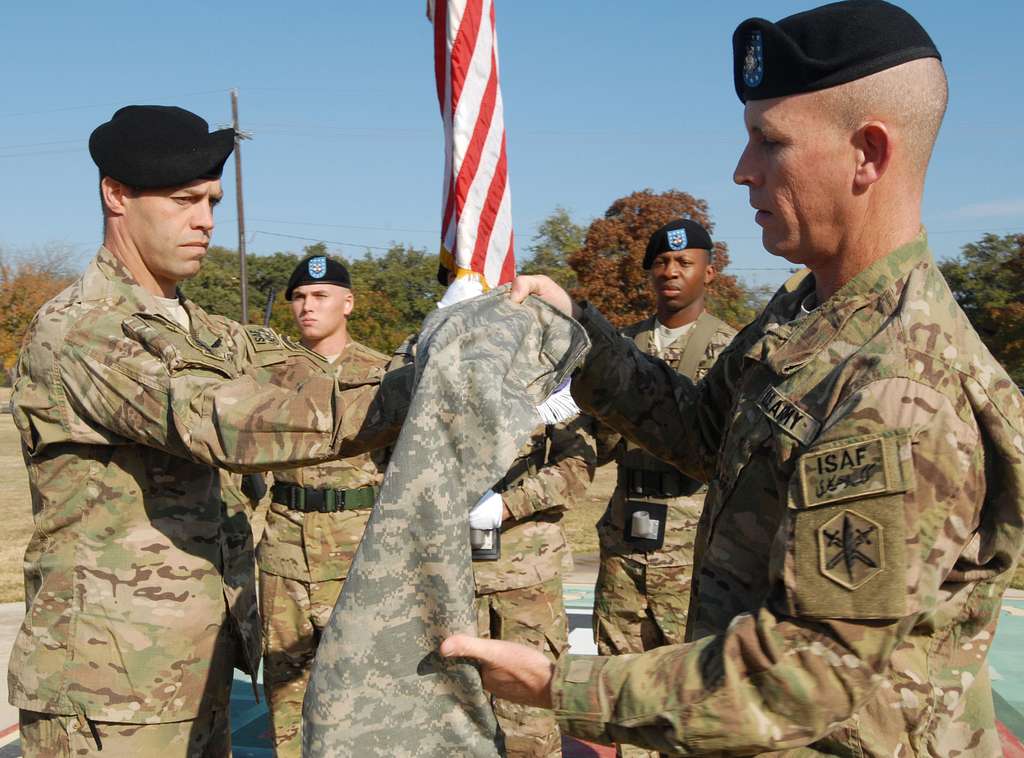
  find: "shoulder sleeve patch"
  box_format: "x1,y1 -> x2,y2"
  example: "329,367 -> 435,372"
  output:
798,431 -> 913,507
242,325 -> 282,352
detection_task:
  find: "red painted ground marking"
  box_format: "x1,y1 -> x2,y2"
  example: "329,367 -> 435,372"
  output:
998,719 -> 1024,758
563,735 -> 617,757
0,723 -> 18,739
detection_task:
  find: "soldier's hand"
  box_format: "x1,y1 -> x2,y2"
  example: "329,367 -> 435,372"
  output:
440,634 -> 555,709
509,275 -> 577,318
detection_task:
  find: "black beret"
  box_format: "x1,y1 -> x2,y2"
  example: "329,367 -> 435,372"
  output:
643,220 -> 713,270
733,0 -> 940,103
89,105 -> 235,189
285,255 -> 352,300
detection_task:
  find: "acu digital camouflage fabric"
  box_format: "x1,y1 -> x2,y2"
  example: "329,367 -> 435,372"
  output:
9,247 -> 411,732
257,339 -> 391,757
553,232 -> 1024,756
389,337 -> 598,758
595,312 -> 733,758
302,287 -> 589,758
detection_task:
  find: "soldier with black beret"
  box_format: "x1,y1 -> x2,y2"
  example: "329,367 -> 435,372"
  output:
259,254 -> 395,756
11,106 -> 412,756
446,2 -> 1024,757
594,219 -> 735,758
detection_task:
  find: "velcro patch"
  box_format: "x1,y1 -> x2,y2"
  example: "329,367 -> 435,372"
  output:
799,432 -> 913,507
757,385 -> 820,445
791,497 -> 907,618
243,325 -> 281,352
818,509 -> 883,590
564,658 -> 595,684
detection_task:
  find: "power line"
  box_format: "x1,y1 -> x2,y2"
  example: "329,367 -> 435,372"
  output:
0,88 -> 230,119
248,217 -> 437,234
251,230 -> 404,252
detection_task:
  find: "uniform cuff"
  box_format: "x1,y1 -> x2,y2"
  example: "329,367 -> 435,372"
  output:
503,490 -> 535,520
551,654 -> 615,744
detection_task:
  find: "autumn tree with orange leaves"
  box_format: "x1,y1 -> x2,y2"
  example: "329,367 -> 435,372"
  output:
0,247 -> 76,383
568,189 -> 755,329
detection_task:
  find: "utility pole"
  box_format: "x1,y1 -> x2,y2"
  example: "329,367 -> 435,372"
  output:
231,88 -> 250,324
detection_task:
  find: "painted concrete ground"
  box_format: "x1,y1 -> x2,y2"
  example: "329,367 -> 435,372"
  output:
0,589 -> 1020,756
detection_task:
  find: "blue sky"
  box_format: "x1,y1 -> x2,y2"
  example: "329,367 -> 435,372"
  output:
2,1 -> 1022,291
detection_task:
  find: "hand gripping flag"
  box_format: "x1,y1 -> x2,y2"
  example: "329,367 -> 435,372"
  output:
428,0 -> 516,295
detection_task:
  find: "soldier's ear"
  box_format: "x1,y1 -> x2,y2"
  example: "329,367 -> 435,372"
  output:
704,263 -> 717,285
343,291 -> 354,317
100,177 -> 131,217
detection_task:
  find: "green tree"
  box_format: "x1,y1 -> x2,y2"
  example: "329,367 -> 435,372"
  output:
519,207 -> 585,289
940,232 -> 1024,384
347,244 -> 446,353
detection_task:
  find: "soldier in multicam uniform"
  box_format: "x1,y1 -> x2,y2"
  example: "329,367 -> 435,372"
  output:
444,3 -> 1024,756
594,220 -> 734,758
9,106 -> 410,757
257,255 -> 391,757
472,419 -> 596,758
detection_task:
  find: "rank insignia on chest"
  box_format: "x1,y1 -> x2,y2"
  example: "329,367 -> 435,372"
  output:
667,228 -> 687,251
818,509 -> 883,590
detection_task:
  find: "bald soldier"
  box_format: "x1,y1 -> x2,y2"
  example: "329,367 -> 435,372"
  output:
257,255 -> 392,757
443,2 -> 1024,755
594,220 -> 735,758
10,106 -> 410,757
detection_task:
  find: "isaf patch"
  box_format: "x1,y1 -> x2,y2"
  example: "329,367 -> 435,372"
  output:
799,433 -> 912,507
818,509 -> 883,590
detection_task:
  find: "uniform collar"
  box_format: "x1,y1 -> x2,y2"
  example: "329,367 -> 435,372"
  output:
88,246 -> 224,344
748,230 -> 932,376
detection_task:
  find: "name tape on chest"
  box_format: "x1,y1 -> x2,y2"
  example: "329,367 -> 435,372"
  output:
757,385 -> 821,445
799,432 -> 912,507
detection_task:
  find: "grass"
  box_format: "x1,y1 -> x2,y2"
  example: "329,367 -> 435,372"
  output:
0,383 -> 614,604
0,388 -> 32,604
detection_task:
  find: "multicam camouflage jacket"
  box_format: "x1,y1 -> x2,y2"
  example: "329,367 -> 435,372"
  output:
553,233 -> 1024,757
9,247 -> 410,724
258,340 -> 391,583
303,287 -> 589,757
596,312 -> 735,567
475,419 -> 597,594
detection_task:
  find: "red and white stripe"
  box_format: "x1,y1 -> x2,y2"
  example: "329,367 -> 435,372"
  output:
428,0 -> 516,289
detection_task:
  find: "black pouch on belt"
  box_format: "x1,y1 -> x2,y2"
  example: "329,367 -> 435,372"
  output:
623,500 -> 668,551
470,527 -> 501,561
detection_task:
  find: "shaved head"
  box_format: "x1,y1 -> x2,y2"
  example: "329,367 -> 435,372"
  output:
819,57 -> 948,182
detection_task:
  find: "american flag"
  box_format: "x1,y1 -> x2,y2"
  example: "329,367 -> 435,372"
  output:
427,0 -> 516,290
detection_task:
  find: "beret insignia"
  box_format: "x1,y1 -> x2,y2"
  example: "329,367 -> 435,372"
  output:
308,256 -> 327,279
743,30 -> 764,88
667,228 -> 687,251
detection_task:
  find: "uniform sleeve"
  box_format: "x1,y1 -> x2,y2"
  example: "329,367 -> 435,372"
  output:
501,415 -> 598,520
570,304 -> 743,483
551,376 -> 984,755
56,318 -> 412,473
